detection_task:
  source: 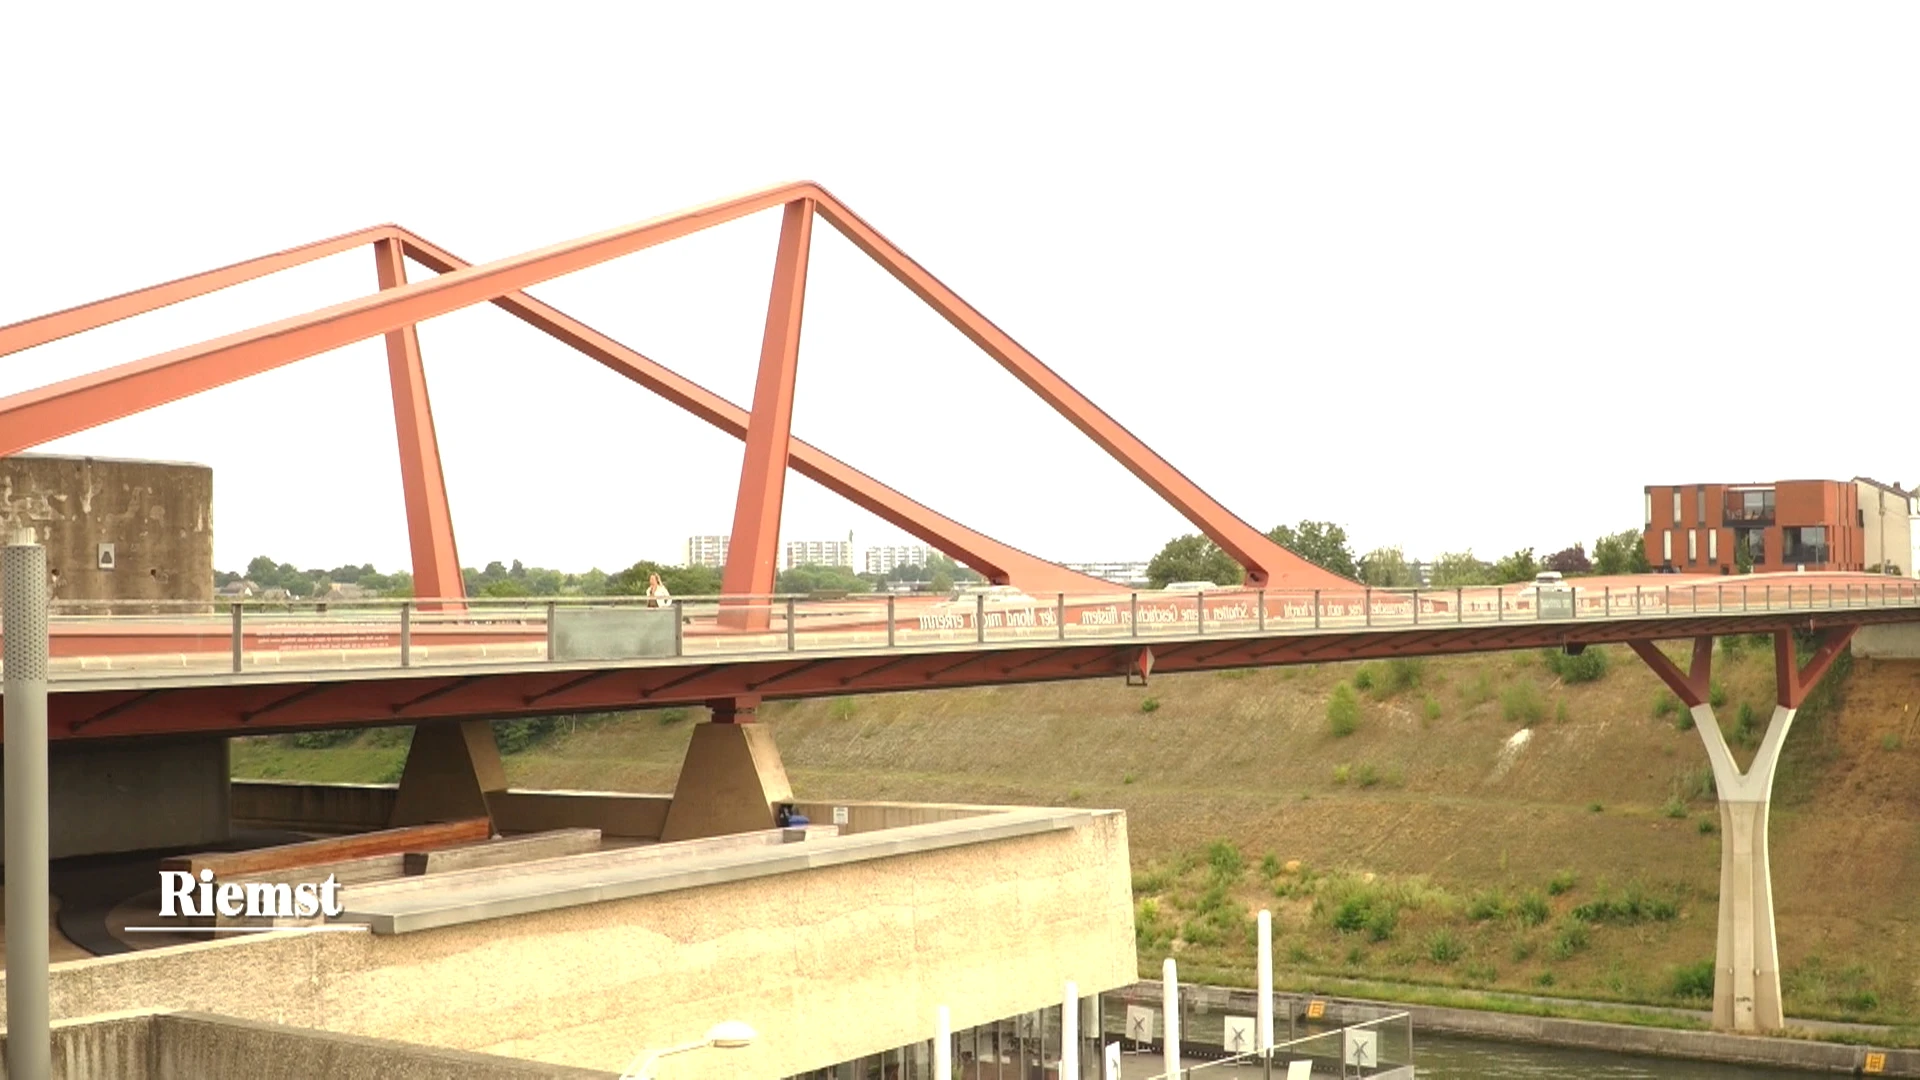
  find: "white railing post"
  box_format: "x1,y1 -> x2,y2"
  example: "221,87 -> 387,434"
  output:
1163,957 -> 1181,1080
230,602 -> 244,673
1062,981 -> 1079,1080
1257,909 -> 1275,1056
887,593 -> 896,648
935,1005 -> 950,1080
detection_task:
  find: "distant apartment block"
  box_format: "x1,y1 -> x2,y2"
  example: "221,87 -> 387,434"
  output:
784,537 -> 854,571
685,534 -> 729,568
1063,560 -> 1152,587
864,544 -> 935,575
1643,477 -> 1915,575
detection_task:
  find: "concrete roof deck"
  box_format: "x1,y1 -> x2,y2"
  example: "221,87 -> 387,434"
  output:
335,807 -> 1104,934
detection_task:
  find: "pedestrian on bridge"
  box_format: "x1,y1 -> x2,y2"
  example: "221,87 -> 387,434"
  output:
647,573 -> 671,609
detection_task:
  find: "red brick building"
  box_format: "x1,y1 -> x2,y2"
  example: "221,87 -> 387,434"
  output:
1643,479 -> 1864,573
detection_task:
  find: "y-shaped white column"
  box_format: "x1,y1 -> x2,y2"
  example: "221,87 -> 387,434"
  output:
1688,699 -> 1794,1032
1629,629 -> 1853,1034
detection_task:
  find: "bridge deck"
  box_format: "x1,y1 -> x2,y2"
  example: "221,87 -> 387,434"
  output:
5,572 -> 1915,739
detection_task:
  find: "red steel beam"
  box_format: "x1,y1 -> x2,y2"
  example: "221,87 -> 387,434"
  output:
373,238 -> 464,605
807,198 -> 1341,590
1627,637 -> 1713,708
722,199 -> 814,602
0,225 -> 402,358
0,183 -> 1335,589
1775,627 -> 1856,710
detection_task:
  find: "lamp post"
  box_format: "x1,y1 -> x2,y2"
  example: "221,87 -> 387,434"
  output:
618,1021 -> 757,1080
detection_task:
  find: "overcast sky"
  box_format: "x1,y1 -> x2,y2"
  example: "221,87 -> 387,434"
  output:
4,4 -> 1916,577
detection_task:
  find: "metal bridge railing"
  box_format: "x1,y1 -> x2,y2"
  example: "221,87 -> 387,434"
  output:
11,577 -> 1920,679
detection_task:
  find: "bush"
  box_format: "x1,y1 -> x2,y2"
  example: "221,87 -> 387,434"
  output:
1662,795 -> 1688,819
1353,665 -> 1376,691
1382,658 -> 1426,695
1572,885 -> 1678,925
1327,684 -> 1360,737
1516,892 -> 1550,927
1841,990 -> 1881,1013
1501,682 -> 1546,725
1549,920 -> 1590,959
655,707 -> 692,726
1421,695 -> 1442,721
1653,692 -> 1680,719
1698,817 -> 1717,835
1355,763 -> 1380,788
1555,699 -> 1569,723
1366,906 -> 1397,942
1140,697 -> 1161,714
1427,929 -> 1464,964
1260,853 -> 1281,878
1332,764 -> 1352,785
1709,681 -> 1728,708
1547,870 -> 1576,896
1467,891 -> 1505,921
1333,897 -> 1370,934
1206,840 -> 1244,881
1670,960 -> 1715,1000
290,729 -> 356,750
1543,648 -> 1608,683
491,716 -> 564,755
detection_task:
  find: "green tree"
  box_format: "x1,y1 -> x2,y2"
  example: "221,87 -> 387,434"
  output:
610,561 -> 721,598
1147,534 -> 1243,588
1429,551 -> 1492,587
930,569 -> 954,593
481,578 -> 531,598
1492,548 -> 1540,584
1266,521 -> 1358,578
1591,530 -> 1650,575
776,565 -> 869,595
1357,546 -> 1412,587
246,556 -> 281,587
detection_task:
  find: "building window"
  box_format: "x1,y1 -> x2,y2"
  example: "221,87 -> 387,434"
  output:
1725,488 -> 1775,525
1696,486 -> 1706,525
1783,526 -> 1829,566
1644,491 -> 1653,527
1673,491 -> 1682,523
1688,530 -> 1698,563
1736,528 -> 1764,568
1709,530 -> 1719,563
1663,530 -> 1673,564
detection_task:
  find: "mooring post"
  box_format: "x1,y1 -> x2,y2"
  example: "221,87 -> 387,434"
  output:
4,531 -> 53,1080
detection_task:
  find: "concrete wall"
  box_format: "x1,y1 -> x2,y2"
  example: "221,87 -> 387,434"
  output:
2,738 -> 229,861
0,455 -> 213,607
8,810 -> 1136,1079
1853,623 -> 1920,659
0,1011 -> 617,1079
1857,480 -> 1914,575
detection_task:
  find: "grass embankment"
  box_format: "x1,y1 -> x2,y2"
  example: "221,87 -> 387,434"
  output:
232,637 -> 1920,1035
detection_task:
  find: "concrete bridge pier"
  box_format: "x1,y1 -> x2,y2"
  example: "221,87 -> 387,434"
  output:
388,719 -> 506,829
1629,628 -> 1853,1033
659,698 -> 793,842
1689,700 -> 1793,1031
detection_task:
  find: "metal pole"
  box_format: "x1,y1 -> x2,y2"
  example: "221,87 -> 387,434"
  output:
1130,592 -> 1139,638
1364,588 -> 1372,627
976,593 -> 985,644
672,599 -> 684,657
1455,587 -> 1462,624
400,601 -> 412,668
1312,589 -> 1320,630
1257,588 -> 1266,632
1163,958 -> 1181,1080
4,536 -> 53,1080
1057,592 -> 1066,641
1412,589 -> 1420,625
546,600 -> 558,661
1636,585 -> 1642,616
1197,590 -> 1206,635
786,597 -> 798,652
886,593 -> 896,648
1497,586 -> 1504,622
230,602 -> 243,673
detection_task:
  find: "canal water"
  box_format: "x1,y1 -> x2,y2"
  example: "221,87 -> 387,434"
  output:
1413,1031 -> 1825,1078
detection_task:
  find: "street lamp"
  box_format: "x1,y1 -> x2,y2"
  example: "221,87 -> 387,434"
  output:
618,1020 -> 758,1080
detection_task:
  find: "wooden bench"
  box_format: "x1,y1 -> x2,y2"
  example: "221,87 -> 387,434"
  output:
402,828 -> 602,875
161,818 -> 492,880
